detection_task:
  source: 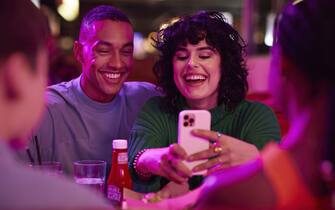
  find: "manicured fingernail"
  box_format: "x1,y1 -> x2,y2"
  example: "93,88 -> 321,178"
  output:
187,156 -> 194,161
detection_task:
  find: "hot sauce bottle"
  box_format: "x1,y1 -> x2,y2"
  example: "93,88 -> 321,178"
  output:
107,139 -> 132,207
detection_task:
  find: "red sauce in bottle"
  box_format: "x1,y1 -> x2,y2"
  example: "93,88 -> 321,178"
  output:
107,139 -> 132,207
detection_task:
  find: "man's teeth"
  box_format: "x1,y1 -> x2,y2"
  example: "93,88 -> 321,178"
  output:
185,75 -> 206,81
104,72 -> 121,79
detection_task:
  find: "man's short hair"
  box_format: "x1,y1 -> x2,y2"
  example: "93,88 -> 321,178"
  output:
0,0 -> 49,69
79,5 -> 132,42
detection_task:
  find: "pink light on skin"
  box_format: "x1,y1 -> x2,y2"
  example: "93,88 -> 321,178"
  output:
279,109 -> 311,149
204,159 -> 263,189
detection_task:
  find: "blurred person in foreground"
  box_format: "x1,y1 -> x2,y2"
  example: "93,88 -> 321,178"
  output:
128,10 -> 280,194
0,0 -> 111,209
192,0 -> 335,209
19,5 -> 160,174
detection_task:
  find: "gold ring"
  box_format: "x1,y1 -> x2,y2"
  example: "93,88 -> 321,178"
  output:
142,193 -> 162,203
213,146 -> 223,153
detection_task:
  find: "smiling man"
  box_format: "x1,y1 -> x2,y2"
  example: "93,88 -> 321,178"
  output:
20,5 -> 159,174
75,16 -> 135,102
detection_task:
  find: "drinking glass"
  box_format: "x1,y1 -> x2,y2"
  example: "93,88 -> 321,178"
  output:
29,161 -> 63,176
73,160 -> 106,195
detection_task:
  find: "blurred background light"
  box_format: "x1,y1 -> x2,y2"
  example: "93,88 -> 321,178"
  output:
57,0 -> 79,22
264,13 -> 275,46
134,32 -> 147,60
41,5 -> 60,36
59,36 -> 74,50
31,0 -> 40,8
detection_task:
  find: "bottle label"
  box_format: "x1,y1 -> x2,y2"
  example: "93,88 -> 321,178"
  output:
118,152 -> 128,164
107,184 -> 122,203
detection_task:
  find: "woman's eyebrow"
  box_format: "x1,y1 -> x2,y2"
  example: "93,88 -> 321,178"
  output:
175,47 -> 187,52
197,46 -> 216,52
174,46 -> 216,53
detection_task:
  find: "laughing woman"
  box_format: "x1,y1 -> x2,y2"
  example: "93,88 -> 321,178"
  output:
128,11 -> 281,193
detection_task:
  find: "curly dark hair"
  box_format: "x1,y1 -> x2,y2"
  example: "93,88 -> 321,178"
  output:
153,11 -> 248,113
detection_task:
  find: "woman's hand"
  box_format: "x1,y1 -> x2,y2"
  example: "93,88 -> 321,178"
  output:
187,129 -> 260,174
143,181 -> 189,202
138,144 -> 192,183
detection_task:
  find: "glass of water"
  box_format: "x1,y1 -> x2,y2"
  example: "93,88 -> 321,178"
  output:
73,160 -> 106,195
30,161 -> 63,176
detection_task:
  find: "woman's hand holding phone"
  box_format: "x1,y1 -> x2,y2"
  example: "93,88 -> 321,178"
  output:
187,129 -> 260,175
159,144 -> 193,183
138,145 -> 192,184
139,109 -> 259,183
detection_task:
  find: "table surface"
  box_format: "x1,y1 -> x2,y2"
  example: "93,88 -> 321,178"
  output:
123,187 -> 201,210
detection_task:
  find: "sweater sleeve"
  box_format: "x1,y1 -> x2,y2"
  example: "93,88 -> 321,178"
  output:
239,101 -> 281,149
128,97 -> 171,193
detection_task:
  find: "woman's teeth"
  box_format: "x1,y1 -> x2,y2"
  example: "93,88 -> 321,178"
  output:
185,75 -> 206,81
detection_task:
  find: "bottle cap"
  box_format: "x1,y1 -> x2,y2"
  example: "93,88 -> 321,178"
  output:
113,139 -> 128,149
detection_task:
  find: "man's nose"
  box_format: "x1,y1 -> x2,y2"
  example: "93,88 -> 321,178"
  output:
108,52 -> 123,69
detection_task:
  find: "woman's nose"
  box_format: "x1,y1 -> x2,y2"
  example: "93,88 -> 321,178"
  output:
187,55 -> 199,68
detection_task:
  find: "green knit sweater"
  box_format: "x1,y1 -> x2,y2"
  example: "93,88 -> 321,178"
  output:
128,96 -> 281,193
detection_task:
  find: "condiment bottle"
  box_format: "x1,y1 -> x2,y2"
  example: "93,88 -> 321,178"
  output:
107,139 -> 132,207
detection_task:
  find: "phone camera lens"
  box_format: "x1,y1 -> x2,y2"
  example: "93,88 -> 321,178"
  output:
184,115 -> 189,120
189,118 -> 194,124
183,122 -> 189,127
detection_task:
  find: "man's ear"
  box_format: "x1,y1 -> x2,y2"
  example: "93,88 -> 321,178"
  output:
2,53 -> 32,101
73,41 -> 83,64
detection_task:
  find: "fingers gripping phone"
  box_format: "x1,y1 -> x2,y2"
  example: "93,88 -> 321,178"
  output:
178,110 -> 211,175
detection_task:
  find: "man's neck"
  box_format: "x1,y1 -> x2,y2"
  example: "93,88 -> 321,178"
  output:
79,76 -> 116,103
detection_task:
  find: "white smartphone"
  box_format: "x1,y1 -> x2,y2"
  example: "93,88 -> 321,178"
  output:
177,110 -> 211,175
